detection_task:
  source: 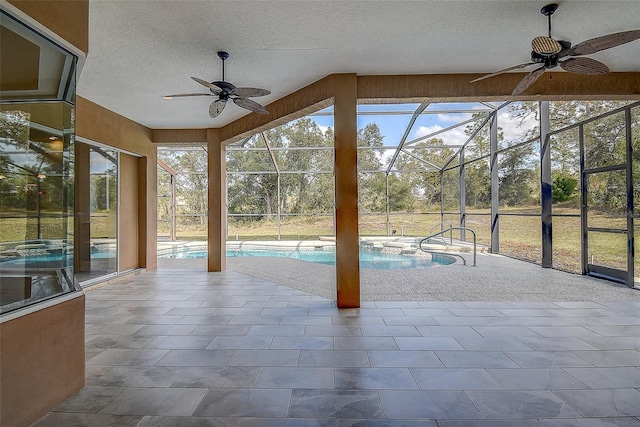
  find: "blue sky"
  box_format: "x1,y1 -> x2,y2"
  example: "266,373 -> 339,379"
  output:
309,102 -> 537,147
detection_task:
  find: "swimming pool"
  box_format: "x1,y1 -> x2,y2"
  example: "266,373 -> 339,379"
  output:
161,247 -> 454,269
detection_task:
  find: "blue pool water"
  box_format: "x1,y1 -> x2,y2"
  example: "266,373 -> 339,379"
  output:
163,248 -> 453,269
0,251 -> 112,266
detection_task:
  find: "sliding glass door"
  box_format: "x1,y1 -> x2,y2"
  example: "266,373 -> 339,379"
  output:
74,142 -> 118,283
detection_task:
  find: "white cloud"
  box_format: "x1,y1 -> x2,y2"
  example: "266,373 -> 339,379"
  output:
436,113 -> 468,123
415,124 -> 443,138
413,124 -> 468,146
498,108 -> 538,143
317,124 -> 330,134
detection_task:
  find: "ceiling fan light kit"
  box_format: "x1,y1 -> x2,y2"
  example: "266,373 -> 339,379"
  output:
163,51 -> 271,118
472,3 -> 640,95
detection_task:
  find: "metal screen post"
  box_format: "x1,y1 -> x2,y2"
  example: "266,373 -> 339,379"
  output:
579,125 -> 587,275
440,173 -> 445,228
459,149 -> 466,241
171,174 -> 176,241
625,107 -> 634,287
540,101 -> 552,268
490,112 -> 499,253
277,174 -> 281,240
386,173 -> 390,236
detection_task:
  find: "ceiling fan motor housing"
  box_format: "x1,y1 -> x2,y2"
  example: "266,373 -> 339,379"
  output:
211,81 -> 236,96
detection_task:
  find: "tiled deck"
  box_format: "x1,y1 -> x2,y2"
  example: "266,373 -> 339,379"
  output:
34,265 -> 640,426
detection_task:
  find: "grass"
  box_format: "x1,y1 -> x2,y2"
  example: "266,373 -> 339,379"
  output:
4,206 -> 631,277
0,210 -> 114,244
164,206 -> 630,276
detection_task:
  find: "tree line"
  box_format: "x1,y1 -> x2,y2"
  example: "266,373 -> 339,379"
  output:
157,101 -> 639,227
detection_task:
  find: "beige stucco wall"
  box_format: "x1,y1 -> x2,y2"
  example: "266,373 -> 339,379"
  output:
76,96 -> 157,270
0,295 -> 86,427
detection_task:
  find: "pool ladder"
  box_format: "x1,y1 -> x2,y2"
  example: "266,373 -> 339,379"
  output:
419,227 -> 477,267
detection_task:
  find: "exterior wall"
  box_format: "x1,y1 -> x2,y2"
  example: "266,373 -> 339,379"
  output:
0,3 -> 89,427
6,0 -> 89,54
76,96 -> 157,270
0,295 -> 85,427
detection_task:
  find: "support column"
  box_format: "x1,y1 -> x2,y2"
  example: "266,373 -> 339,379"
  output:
540,101 -> 553,268
208,128 -> 226,272
490,112 -> 499,254
139,147 -> 157,270
333,74 -> 359,308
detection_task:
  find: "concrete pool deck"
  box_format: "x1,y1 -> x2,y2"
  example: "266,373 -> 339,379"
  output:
157,246 -> 640,302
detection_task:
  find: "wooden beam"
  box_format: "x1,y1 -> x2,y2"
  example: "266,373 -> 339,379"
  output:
152,128 -> 207,144
220,75 -> 335,144
358,72 -> 640,102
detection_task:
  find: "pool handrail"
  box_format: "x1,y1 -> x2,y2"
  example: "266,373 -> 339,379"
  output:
419,227 -> 476,267
429,220 -> 454,245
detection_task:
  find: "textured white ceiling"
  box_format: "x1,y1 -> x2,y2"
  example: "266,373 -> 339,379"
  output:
77,0 -> 640,129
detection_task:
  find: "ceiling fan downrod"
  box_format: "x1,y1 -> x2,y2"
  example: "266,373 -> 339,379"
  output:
540,3 -> 558,37
217,51 -> 229,82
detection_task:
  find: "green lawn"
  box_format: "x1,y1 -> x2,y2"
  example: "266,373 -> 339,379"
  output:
3,206 -> 630,277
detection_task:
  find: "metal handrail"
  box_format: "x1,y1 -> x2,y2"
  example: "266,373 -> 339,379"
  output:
428,236 -> 449,247
429,220 -> 453,245
419,227 -> 476,267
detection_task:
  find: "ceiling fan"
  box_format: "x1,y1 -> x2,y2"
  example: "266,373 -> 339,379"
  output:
471,3 -> 640,95
163,51 -> 271,118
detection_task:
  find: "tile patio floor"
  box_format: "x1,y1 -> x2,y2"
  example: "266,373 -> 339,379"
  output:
34,266 -> 640,426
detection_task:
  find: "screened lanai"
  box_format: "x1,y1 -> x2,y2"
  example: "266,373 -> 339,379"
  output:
157,99 -> 640,289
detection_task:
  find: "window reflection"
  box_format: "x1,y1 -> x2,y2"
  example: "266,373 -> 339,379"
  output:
74,144 -> 118,283
0,106 -> 75,313
0,11 -> 78,314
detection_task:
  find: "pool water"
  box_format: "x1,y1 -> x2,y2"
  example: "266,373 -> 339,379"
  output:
0,251 -> 113,266
163,248 -> 453,269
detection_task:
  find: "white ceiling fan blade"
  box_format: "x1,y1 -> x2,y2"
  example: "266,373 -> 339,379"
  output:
233,97 -> 269,114
231,87 -> 271,98
560,57 -> 609,75
568,29 -> 640,56
191,77 -> 222,93
163,93 -> 212,98
209,99 -> 226,118
470,63 -> 536,83
512,66 -> 546,96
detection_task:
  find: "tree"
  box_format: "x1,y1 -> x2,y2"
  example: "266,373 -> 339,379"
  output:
394,138 -> 456,212
226,118 -> 334,222
357,123 -> 386,212
158,149 -> 209,226
499,144 -> 537,207
508,100 -> 633,211
552,170 -> 578,203
463,123 -> 492,209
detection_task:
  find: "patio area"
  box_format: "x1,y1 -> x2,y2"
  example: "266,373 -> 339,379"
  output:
158,250 -> 640,302
33,261 -> 640,426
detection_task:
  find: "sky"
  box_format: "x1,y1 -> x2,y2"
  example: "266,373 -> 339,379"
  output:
309,102 -> 539,148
